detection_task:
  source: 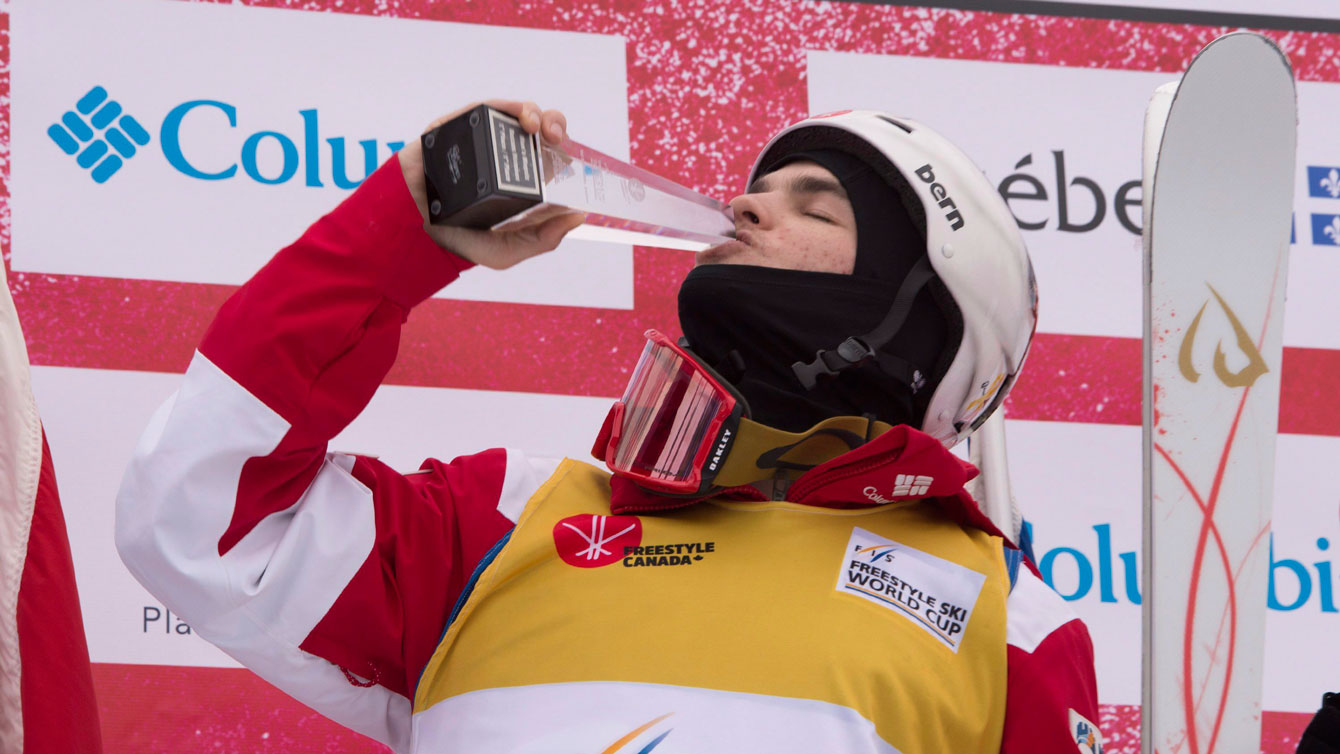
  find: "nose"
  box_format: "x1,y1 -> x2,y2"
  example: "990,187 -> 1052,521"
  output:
729,191 -> 773,230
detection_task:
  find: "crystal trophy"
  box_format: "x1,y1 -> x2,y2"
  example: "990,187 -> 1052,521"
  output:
421,105 -> 734,251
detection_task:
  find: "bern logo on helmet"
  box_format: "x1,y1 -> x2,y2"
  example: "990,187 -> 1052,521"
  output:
914,164 -> 965,231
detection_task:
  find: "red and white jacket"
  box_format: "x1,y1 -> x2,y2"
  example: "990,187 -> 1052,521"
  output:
116,155 -> 1102,753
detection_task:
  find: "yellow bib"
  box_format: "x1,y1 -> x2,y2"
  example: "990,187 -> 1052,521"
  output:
412,460 -> 1010,753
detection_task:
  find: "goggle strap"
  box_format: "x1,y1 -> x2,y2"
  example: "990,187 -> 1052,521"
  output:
791,256 -> 937,390
711,415 -> 894,489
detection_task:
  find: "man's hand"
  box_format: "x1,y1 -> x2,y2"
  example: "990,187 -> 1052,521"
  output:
399,100 -> 586,270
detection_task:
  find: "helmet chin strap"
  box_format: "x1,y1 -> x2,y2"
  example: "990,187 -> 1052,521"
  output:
791,255 -> 937,392
709,414 -> 894,489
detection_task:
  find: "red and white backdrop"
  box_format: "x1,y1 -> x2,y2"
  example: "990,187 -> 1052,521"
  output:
6,0 -> 1340,750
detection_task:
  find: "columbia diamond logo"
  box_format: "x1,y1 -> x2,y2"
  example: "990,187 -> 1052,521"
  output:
47,86 -> 150,183
891,474 -> 933,497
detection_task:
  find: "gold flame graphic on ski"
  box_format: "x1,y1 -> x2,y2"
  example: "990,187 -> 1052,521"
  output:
1177,284 -> 1269,388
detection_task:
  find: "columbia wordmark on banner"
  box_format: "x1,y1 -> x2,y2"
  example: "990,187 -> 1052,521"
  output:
10,0 -> 632,309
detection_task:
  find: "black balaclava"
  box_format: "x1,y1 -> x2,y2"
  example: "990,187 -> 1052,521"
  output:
677,148 -> 951,433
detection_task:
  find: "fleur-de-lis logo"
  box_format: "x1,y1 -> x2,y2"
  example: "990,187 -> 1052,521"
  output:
1325,217 -> 1340,245
1321,168 -> 1340,199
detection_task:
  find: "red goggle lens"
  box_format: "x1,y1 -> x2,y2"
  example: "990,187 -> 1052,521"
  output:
606,331 -> 735,492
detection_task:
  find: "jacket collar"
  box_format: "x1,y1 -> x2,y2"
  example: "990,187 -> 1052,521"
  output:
607,424 -> 1007,539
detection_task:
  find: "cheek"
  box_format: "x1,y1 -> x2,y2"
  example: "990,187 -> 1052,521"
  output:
781,226 -> 856,274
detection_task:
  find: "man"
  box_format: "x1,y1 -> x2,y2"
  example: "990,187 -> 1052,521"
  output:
116,100 -> 1099,753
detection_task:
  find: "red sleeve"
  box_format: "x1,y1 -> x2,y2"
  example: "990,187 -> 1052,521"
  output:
303,452 -> 516,698
201,154 -> 466,459
18,433 -> 103,753
197,156 -> 517,698
1001,565 -> 1104,754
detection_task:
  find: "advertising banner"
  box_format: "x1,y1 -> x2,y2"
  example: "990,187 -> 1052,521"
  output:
6,0 -> 1338,751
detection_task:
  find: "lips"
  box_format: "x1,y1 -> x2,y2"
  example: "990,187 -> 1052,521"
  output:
704,239 -> 749,257
698,229 -> 757,264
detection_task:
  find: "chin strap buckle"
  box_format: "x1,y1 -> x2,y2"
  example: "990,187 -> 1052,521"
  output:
791,337 -> 877,390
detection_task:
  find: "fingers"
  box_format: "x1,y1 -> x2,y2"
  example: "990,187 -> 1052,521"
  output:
497,211 -> 586,268
422,101 -> 484,133
483,99 -> 540,132
432,210 -> 585,270
534,211 -> 586,249
480,100 -> 567,144
427,100 -> 568,147
491,203 -> 577,234
540,109 -> 567,145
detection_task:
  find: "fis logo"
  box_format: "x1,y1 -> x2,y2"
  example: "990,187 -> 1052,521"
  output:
856,544 -> 900,563
47,85 -> 151,183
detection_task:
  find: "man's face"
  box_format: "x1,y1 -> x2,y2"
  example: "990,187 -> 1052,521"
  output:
696,161 -> 858,274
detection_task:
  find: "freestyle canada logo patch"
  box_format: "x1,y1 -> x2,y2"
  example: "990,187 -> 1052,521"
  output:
622,540 -> 716,568
554,514 -> 642,568
554,514 -> 716,569
835,527 -> 986,652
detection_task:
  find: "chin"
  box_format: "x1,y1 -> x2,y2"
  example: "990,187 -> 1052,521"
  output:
696,239 -> 751,266
694,247 -> 729,266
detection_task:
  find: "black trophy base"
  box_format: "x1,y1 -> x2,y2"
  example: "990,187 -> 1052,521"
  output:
422,105 -> 544,230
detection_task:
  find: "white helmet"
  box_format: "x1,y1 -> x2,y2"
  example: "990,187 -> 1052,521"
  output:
749,109 -> 1037,447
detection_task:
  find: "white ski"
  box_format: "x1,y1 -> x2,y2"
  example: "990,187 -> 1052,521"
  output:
1141,33 -> 1296,754
968,410 -> 1022,544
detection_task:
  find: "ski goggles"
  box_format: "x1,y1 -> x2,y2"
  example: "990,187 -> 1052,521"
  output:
594,330 -> 895,497
593,330 -> 746,496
